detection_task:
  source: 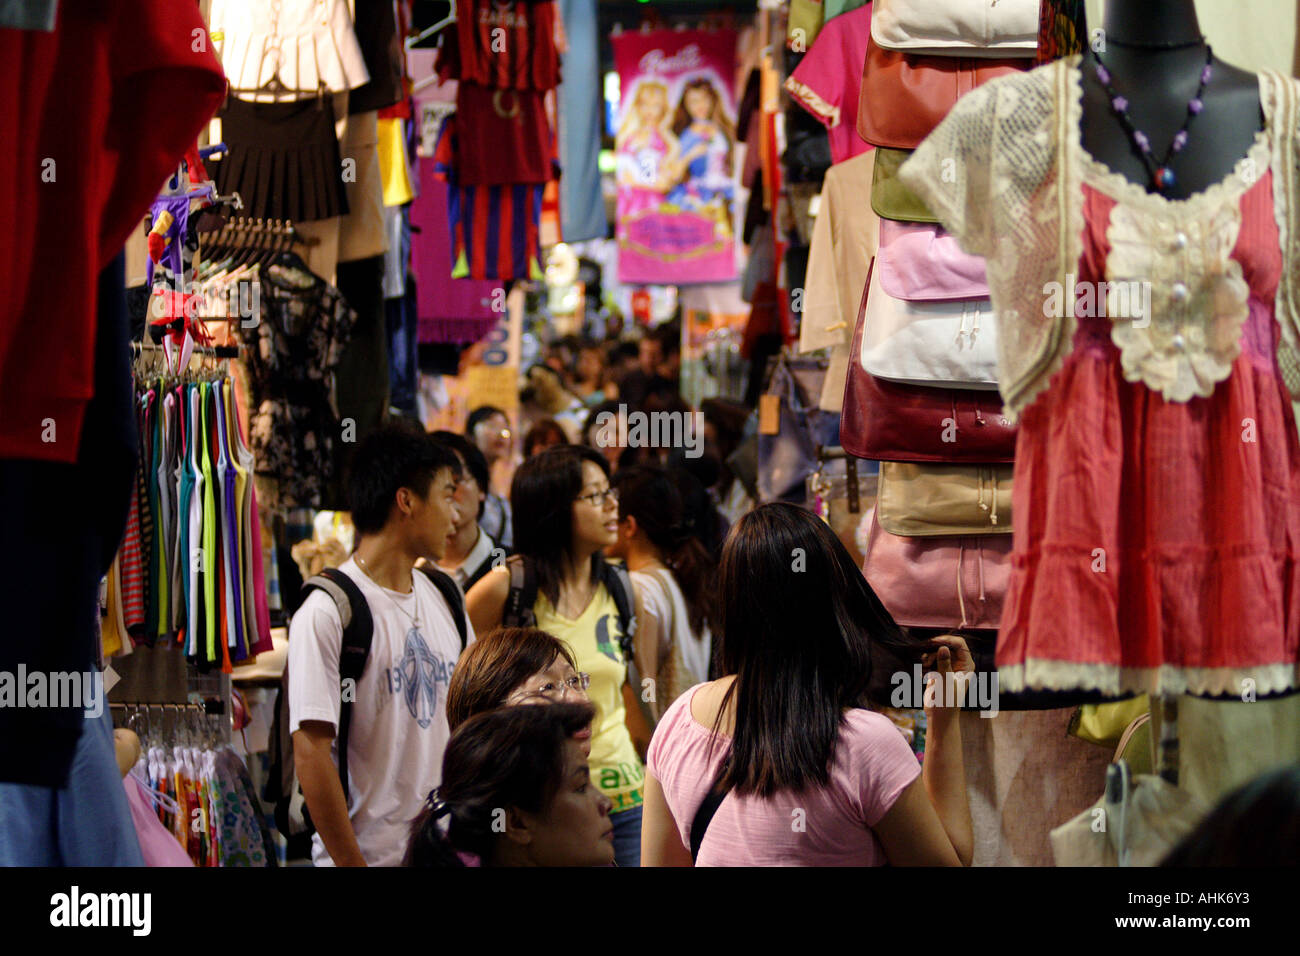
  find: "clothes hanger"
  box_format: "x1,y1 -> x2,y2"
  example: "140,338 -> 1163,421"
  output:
407,0 -> 457,49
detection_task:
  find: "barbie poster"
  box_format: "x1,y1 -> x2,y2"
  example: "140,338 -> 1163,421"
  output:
612,29 -> 738,284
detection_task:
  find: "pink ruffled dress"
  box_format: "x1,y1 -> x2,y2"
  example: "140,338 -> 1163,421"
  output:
997,151 -> 1300,697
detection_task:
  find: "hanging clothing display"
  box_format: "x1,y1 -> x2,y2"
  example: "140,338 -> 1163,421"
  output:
111,365 -> 274,670
134,741 -> 275,866
210,0 -> 369,100
437,0 -> 561,92
237,262 -> 359,510
784,5 -> 874,166
433,117 -> 547,282
0,0 -> 224,465
898,58 -> 1300,698
213,97 -> 352,223
556,0 -> 607,243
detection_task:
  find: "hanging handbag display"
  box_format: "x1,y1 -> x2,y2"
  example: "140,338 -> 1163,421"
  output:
858,256 -> 999,389
841,262 -> 1016,462
757,354 -> 840,504
871,148 -> 939,223
876,461 -> 1013,536
870,0 -> 1041,57
877,219 -> 989,301
856,37 -> 1026,149
861,506 -> 1011,630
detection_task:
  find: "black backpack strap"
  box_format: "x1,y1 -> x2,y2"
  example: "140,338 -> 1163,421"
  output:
690,759 -> 733,864
300,567 -> 372,804
503,554 -> 538,628
601,560 -> 638,663
602,560 -> 658,729
416,564 -> 469,652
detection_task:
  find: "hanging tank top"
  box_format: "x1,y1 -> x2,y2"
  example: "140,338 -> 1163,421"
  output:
535,583 -> 645,813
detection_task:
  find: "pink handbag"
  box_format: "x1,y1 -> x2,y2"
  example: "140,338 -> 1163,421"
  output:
861,506 -> 1011,630
877,219 -> 989,301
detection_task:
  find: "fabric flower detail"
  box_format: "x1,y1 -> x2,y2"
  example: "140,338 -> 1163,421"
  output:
1105,200 -> 1249,403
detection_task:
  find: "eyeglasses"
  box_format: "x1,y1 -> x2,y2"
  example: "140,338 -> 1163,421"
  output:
510,672 -> 591,704
575,487 -> 618,507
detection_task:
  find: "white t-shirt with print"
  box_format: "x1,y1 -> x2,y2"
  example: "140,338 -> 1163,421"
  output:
288,557 -> 475,867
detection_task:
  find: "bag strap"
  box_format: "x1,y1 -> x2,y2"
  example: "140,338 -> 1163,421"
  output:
601,560 -> 638,660
690,759 -> 733,864
300,567 -> 373,804
603,561 -> 659,730
503,554 -> 537,628
415,564 -> 469,652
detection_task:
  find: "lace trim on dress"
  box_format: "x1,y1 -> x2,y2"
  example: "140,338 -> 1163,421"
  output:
897,60 -> 1300,420
1077,134 -> 1270,402
999,660 -> 1300,698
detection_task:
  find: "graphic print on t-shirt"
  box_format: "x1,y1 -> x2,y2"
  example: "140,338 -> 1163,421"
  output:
594,613 -> 622,663
384,626 -> 456,729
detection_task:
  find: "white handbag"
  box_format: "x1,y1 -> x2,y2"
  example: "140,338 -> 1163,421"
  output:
858,257 -> 1000,389
870,0 -> 1041,58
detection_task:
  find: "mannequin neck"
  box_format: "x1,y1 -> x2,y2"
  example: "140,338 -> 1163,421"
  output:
1103,0 -> 1201,48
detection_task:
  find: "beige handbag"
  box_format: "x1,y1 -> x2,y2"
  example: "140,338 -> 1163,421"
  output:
876,461 -> 1013,536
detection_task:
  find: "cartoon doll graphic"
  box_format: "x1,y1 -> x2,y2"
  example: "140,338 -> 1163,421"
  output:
615,81 -> 681,221
667,77 -> 735,235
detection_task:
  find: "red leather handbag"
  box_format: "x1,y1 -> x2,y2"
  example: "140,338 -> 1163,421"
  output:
840,277 -> 1017,462
856,36 -> 1026,150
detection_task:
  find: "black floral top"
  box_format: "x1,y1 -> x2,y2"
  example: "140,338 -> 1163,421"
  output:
240,263 -> 356,509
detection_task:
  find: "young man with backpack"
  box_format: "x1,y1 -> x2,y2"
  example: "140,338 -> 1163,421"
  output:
288,425 -> 474,866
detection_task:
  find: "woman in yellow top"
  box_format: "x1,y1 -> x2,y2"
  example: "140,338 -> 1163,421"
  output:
467,445 -> 650,866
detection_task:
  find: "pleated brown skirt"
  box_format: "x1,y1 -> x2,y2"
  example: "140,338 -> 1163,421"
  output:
214,97 -> 350,222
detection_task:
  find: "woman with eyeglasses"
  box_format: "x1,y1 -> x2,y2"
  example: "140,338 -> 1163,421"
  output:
466,445 -> 650,867
446,626 -> 594,755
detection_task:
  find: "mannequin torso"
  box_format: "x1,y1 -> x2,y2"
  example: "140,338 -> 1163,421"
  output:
1080,0 -> 1263,199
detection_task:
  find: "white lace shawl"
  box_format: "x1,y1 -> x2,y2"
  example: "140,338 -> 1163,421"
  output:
898,56 -> 1300,421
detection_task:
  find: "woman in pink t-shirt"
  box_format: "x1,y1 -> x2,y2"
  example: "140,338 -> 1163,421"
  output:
642,503 -> 973,867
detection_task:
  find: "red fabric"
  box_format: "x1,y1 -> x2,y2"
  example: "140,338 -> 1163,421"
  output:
439,0 -> 559,91
0,0 -> 225,463
454,83 -> 553,185
997,173 -> 1300,693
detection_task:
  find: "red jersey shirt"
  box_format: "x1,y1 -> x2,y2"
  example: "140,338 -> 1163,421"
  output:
439,0 -> 560,91
0,0 -> 226,463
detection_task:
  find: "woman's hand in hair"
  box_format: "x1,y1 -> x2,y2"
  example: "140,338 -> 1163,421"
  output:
920,635 -> 975,674
920,635 -> 975,720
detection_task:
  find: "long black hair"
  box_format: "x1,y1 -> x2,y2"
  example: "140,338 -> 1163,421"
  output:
403,702 -> 597,867
612,465 -> 716,637
511,444 -> 613,607
1161,766 -> 1300,866
712,502 -> 916,798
